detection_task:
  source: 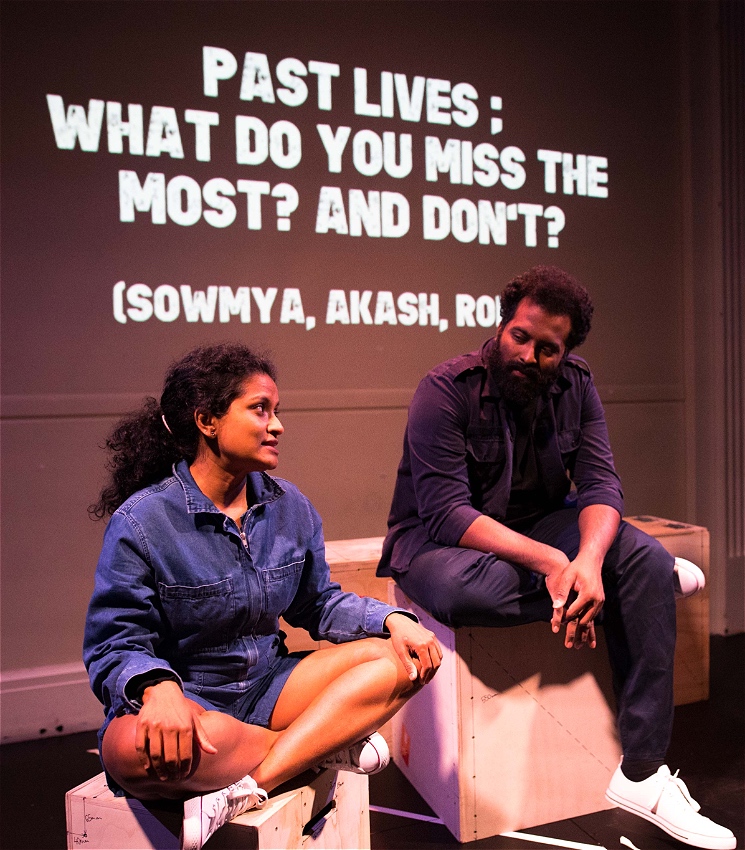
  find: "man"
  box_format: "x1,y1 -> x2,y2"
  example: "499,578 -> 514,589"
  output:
378,266 -> 735,850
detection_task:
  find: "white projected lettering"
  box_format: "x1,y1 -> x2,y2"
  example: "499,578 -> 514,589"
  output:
316,188 -> 410,237
203,47 -> 340,109
111,280 -> 506,333
47,45 -> 611,328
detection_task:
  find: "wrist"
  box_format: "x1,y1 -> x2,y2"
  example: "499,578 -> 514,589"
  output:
383,611 -> 417,632
142,679 -> 180,696
126,671 -> 181,707
529,542 -> 567,576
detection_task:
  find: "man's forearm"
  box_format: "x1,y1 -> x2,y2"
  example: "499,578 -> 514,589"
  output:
577,503 -> 621,565
458,514 -> 568,576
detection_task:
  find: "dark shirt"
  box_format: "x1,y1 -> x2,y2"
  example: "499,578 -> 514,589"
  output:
503,399 -> 552,531
378,338 -> 624,576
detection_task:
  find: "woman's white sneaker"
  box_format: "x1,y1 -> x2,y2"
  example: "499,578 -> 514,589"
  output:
605,763 -> 735,850
181,775 -> 268,850
319,731 -> 390,774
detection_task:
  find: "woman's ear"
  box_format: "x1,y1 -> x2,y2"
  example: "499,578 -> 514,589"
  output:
194,409 -> 217,439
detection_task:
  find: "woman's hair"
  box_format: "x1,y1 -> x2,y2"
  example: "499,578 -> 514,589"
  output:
89,342 -> 277,519
500,265 -> 594,351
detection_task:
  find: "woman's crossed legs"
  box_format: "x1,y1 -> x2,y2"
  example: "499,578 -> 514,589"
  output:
102,636 -> 422,800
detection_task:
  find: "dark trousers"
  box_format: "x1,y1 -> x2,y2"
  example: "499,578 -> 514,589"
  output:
395,508 -> 677,762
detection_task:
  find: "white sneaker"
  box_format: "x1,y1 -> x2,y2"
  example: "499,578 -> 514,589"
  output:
319,731 -> 390,775
605,763 -> 735,850
674,557 -> 706,598
181,775 -> 268,850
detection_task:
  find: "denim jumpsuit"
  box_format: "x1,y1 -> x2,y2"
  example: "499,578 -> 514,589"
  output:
84,461 -> 404,785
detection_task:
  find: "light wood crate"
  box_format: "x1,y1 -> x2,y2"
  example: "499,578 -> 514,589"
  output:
624,515 -> 710,704
389,584 -> 622,841
66,768 -> 369,850
284,520 -> 709,706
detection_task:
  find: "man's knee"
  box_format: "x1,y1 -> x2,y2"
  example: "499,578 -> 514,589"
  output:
398,552 -> 480,626
608,523 -> 675,601
625,524 -> 673,572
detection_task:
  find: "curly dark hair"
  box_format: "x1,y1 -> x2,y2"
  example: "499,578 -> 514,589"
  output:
500,266 -> 594,350
89,342 -> 277,519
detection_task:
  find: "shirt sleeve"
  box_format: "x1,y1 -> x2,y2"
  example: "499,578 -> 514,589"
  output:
83,512 -> 183,716
405,371 -> 484,546
571,374 -> 625,516
281,496 -> 416,641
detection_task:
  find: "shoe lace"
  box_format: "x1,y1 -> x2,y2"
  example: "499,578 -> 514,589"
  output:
665,770 -> 701,814
206,784 -> 260,831
324,739 -> 365,769
326,748 -> 355,768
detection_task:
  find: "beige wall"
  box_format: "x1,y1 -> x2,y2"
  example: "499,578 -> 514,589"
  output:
1,1 -> 742,740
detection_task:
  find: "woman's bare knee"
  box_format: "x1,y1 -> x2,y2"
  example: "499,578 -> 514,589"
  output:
101,716 -> 162,797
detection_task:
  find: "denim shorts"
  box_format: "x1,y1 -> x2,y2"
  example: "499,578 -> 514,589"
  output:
98,651 -> 306,795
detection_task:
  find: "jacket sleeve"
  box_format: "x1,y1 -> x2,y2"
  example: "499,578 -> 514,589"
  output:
281,496 -> 415,641
83,512 -> 182,716
405,371 -> 484,546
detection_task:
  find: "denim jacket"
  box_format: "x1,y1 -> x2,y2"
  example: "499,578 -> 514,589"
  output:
84,461 -> 402,720
379,338 -> 624,576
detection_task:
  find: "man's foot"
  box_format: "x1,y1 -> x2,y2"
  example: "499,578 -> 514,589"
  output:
181,775 -> 268,850
674,558 -> 705,598
606,763 -> 735,850
319,731 -> 390,775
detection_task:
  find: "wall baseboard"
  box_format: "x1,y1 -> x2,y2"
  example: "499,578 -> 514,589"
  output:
0,662 -> 104,744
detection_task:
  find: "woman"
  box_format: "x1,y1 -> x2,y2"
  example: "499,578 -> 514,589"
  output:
84,342 -> 441,850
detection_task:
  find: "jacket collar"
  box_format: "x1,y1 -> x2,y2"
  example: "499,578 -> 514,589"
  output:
173,459 -> 284,515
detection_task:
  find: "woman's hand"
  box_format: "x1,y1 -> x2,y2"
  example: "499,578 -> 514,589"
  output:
384,612 -> 442,684
134,680 -> 217,781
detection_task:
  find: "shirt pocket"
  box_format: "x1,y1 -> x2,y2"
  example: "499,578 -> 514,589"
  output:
466,433 -> 504,463
260,559 -> 305,619
557,428 -> 581,456
465,431 -> 507,510
158,578 -> 234,653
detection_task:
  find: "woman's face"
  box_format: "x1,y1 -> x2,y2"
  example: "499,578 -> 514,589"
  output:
209,373 -> 284,473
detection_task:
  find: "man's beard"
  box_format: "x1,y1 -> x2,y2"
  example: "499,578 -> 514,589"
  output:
488,339 -> 559,408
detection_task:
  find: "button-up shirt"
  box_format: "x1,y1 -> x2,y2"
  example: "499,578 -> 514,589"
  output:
378,338 -> 624,576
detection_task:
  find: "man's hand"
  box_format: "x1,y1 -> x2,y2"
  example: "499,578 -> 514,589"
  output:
135,680 -> 217,781
384,613 -> 442,684
546,551 -> 604,649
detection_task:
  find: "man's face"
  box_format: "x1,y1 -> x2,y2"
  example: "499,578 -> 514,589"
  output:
489,298 -> 571,407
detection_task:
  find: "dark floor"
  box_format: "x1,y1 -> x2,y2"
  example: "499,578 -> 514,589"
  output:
1,635 -> 742,850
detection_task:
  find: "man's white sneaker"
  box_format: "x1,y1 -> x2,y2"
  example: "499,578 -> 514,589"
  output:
674,557 -> 706,599
319,731 -> 390,775
181,775 -> 268,850
605,763 -> 735,850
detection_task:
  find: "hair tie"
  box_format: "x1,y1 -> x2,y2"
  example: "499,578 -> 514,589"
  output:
161,414 -> 173,435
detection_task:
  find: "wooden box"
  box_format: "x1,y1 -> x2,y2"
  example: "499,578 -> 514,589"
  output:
389,584 -> 622,842
292,520 -> 708,705
66,769 -> 370,849
624,515 -> 710,704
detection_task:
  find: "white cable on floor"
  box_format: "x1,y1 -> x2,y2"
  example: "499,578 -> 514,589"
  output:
368,804 -> 445,824
500,830 -> 608,850
367,807 -> 609,849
